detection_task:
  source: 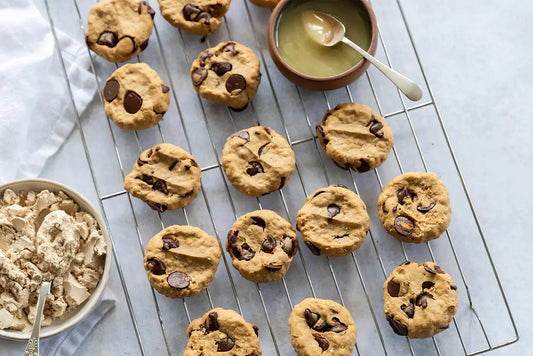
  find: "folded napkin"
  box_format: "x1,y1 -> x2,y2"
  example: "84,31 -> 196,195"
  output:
0,0 -> 115,354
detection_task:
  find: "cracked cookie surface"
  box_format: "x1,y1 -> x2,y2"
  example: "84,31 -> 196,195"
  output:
191,42 -> 261,110
316,102 -> 394,173
124,143 -> 201,211
144,225 -> 221,298
159,0 -> 231,35
226,209 -> 298,283
103,63 -> 170,130
185,308 -> 262,355
86,0 -> 155,62
383,261 -> 458,338
297,185 -> 370,257
377,172 -> 451,243
222,126 -> 295,197
289,298 -> 357,356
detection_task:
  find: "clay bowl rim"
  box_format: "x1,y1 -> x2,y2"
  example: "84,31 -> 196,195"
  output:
267,0 -> 379,86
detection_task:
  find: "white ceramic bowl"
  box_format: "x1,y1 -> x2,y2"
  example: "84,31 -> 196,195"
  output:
0,178 -> 112,340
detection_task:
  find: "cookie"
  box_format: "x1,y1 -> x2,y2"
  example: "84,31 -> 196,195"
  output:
159,0 -> 231,35
316,102 -> 394,173
377,172 -> 451,243
248,0 -> 280,8
191,42 -> 261,110
383,261 -> 458,338
226,210 -> 298,283
124,143 -> 201,212
185,308 -> 262,355
143,225 -> 221,298
222,126 -> 295,197
296,185 -> 370,257
103,63 -> 170,130
289,298 -> 357,356
85,0 -> 155,62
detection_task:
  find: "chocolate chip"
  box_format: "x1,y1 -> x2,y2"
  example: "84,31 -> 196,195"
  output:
169,160 -> 178,171
382,202 -> 389,214
334,184 -> 348,189
330,309 -> 339,314
402,260 -> 412,266
387,279 -> 400,297
147,149 -> 153,157
386,314 -> 408,336
192,67 -> 207,86
394,216 -> 415,236
85,35 -> 90,47
147,201 -> 167,212
304,308 -> 319,328
246,161 -> 264,176
211,62 -> 232,76
356,159 -> 370,173
223,42 -> 236,54
313,191 -> 326,198
97,32 -> 118,47
183,4 -> 200,20
261,235 -> 276,253
190,159 -> 199,167
370,122 -> 384,138
124,90 -> 143,114
420,282 -> 434,291
199,50 -> 212,65
240,243 -> 255,261
225,74 -> 246,94
392,206 -> 397,212
146,257 -> 166,275
258,143 -> 269,156
415,293 -> 431,309
137,158 -> 148,166
216,337 -> 234,352
313,319 -> 328,331
397,187 -> 409,204
152,179 -> 169,194
281,236 -> 296,256
195,12 -> 212,24
162,237 -> 178,250
401,302 -> 415,318
417,202 -> 436,213
207,312 -> 219,331
140,38 -> 149,51
103,79 -> 120,102
251,216 -> 265,229
167,272 -> 189,289
179,189 -> 194,198
315,336 -> 329,351
434,265 -> 445,274
264,262 -> 282,271
279,176 -> 286,190
230,130 -> 250,142
306,241 -> 321,256
227,230 -> 238,246
327,204 -> 340,220
423,262 -> 437,274
161,84 -> 169,93
316,125 -> 325,138
145,3 -> 156,19
330,321 -> 348,333
140,174 -> 154,185
451,284 -> 458,290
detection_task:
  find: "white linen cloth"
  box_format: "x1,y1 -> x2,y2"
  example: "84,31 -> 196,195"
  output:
0,0 -> 116,355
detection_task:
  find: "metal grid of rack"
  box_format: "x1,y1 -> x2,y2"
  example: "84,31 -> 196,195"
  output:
42,0 -> 518,354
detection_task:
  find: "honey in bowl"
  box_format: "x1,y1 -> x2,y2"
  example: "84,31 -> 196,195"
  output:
275,0 -> 372,77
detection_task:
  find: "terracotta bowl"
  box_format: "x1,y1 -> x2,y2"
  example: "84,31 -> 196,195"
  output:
267,0 -> 379,91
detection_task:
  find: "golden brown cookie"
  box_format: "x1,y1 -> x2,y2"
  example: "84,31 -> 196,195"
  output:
296,185 -> 370,257
377,172 -> 451,243
383,261 -> 458,338
85,0 -> 155,62
143,225 -> 221,298
191,42 -> 261,110
124,143 -> 201,212
226,210 -> 298,283
289,298 -> 357,356
158,0 -> 231,35
316,102 -> 394,173
103,63 -> 170,130
222,126 -> 295,197
185,308 -> 262,355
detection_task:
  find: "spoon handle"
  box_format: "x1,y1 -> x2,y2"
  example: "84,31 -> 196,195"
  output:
24,281 -> 51,356
341,37 -> 423,101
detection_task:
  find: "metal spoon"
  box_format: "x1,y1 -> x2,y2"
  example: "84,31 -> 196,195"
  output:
302,10 -> 423,101
23,281 -> 51,356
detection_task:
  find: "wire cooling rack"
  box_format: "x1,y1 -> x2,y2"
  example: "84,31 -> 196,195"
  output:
42,0 -> 518,354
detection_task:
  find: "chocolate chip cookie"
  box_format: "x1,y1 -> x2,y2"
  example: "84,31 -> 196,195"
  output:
86,0 -> 155,62
124,143 -> 202,212
296,185 -> 370,257
159,0 -> 231,35
316,102 -> 394,173
144,225 -> 221,298
185,308 -> 262,355
289,298 -> 357,356
377,172 -> 451,243
191,42 -> 261,110
383,261 -> 458,338
248,0 -> 280,8
226,209 -> 298,283
103,63 -> 170,130
222,126 -> 295,197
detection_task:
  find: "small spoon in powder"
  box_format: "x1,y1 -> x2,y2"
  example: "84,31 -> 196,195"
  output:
23,281 -> 51,356
302,10 -> 423,101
